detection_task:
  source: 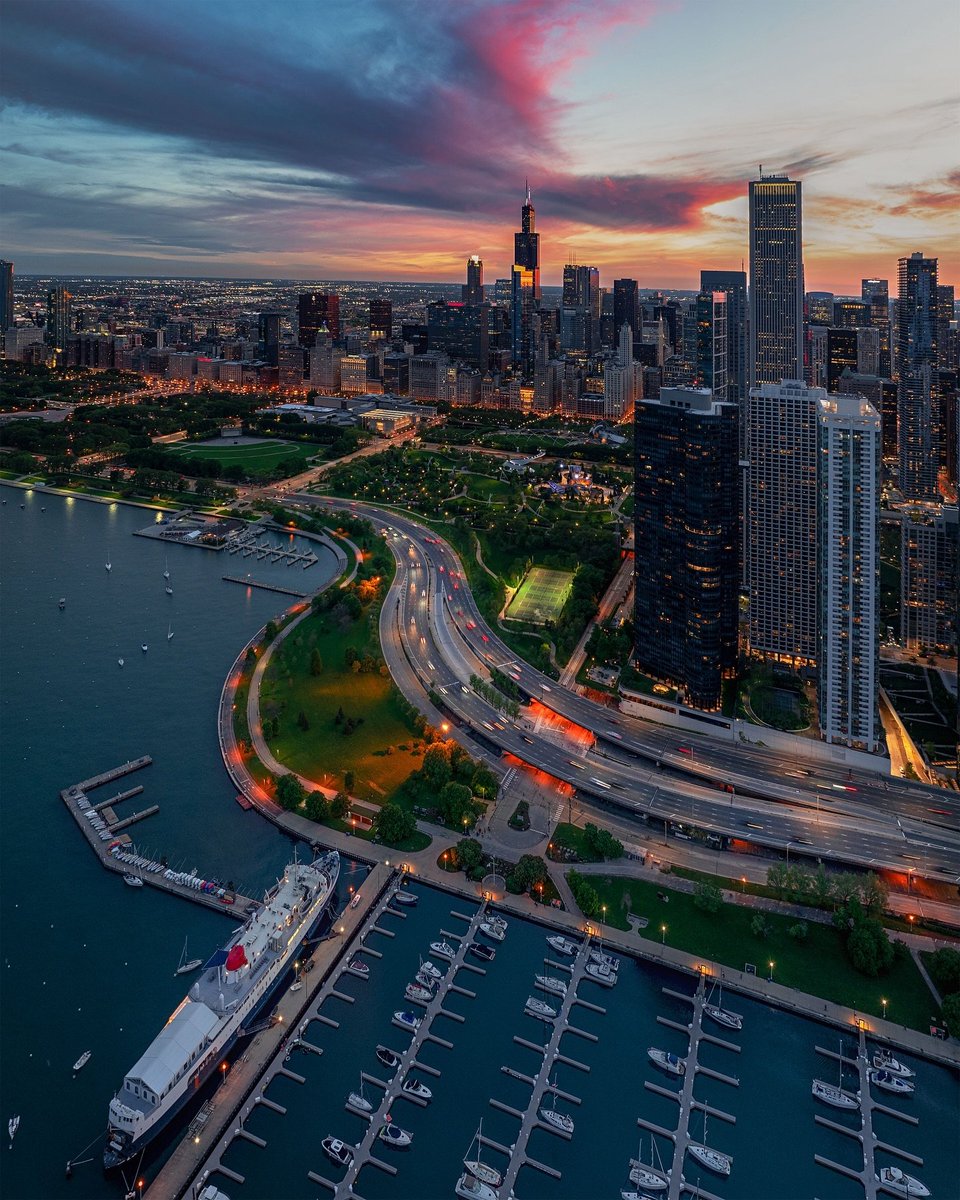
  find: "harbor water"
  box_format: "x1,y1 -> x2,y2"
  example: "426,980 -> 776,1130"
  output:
1,483 -> 957,1200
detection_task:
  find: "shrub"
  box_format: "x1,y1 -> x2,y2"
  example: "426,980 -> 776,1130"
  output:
787,921 -> 809,941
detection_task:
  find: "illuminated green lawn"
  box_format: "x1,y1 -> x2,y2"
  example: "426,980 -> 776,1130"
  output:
504,566 -> 574,625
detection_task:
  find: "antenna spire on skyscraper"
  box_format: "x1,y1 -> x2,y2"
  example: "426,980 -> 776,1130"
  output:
524,179 -> 531,205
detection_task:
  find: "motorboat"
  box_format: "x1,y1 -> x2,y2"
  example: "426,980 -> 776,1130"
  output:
463,1119 -> 503,1188
393,1010 -> 421,1031
59,598 -> 66,610
163,558 -> 170,581
546,935 -> 577,956
535,975 -> 567,997
378,1123 -> 412,1149
348,958 -> 369,977
197,1187 -> 231,1200
376,1047 -> 400,1070
585,960 -> 618,986
539,1106 -> 574,1134
167,624 -> 174,641
175,937 -> 202,977
873,1051 -> 915,1079
118,658 -> 125,668
687,1143 -> 732,1176
289,980 -> 303,993
431,940 -> 456,960
350,890 -> 361,908
589,947 -> 619,970
393,889 -> 418,906
141,643 -> 148,653
321,1136 -> 353,1167
479,920 -> 506,943
486,913 -> 508,930
73,1051 -> 92,1074
8,1115 -> 20,1144
405,982 -> 433,1004
869,1068 -> 915,1095
105,563 -> 112,572
418,959 -> 442,980
165,584 -> 173,595
647,1047 -> 685,1076
414,969 -> 437,991
122,875 -> 143,888
456,1173 -> 498,1200
468,942 -> 495,962
525,996 -> 558,1019
704,980 -> 743,1030
812,1079 -> 859,1109
401,1077 -> 432,1101
876,1166 -> 930,1197
347,1075 -> 372,1113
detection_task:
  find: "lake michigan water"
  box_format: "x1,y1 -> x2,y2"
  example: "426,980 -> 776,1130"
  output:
1,483 -> 957,1200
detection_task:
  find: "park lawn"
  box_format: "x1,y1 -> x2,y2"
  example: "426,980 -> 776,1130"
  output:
584,874 -> 939,1033
260,608 -> 423,802
464,474 -> 514,502
168,439 -> 314,472
550,821 -> 605,863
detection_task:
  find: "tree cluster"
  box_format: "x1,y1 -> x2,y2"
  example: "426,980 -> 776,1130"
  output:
568,869 -> 602,919
582,823 -> 624,861
373,802 -> 416,846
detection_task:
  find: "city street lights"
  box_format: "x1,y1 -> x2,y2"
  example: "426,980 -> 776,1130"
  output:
740,877 -> 746,894
601,904 -> 606,934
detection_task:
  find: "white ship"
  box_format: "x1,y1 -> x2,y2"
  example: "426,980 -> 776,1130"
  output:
103,850 -> 340,1170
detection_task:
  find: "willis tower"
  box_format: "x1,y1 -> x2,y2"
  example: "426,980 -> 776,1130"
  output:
511,183 -> 541,377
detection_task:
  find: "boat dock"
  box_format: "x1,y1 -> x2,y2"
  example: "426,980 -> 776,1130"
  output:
60,759 -> 257,916
812,1029 -> 923,1200
224,529 -> 320,568
221,575 -> 308,598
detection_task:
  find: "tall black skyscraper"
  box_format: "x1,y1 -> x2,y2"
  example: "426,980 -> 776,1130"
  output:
633,386 -> 740,710
45,284 -> 72,358
462,256 -> 484,305
748,174 -> 804,389
862,278 -> 891,378
511,183 -> 540,376
896,253 -> 939,500
257,311 -> 281,366
613,278 -> 639,342
369,297 -> 392,341
0,260 -> 12,332
701,269 -> 747,446
298,292 -> 340,346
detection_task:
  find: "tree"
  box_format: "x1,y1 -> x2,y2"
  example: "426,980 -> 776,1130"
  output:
330,791 -> 350,819
374,803 -> 416,846
859,873 -> 889,917
438,781 -> 474,828
421,743 -> 453,791
693,881 -> 724,914
941,991 -> 960,1035
766,864 -> 788,898
297,710 -> 310,731
847,918 -> 894,977
309,648 -> 323,676
928,947 -> 960,995
567,870 -> 601,919
305,790 -> 329,822
788,921 -> 809,941
811,864 -> 833,908
264,620 -> 278,642
751,914 -> 771,939
275,772 -> 305,812
455,838 -> 484,874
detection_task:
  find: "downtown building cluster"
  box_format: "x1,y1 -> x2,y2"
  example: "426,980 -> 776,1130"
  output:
631,174 -> 957,762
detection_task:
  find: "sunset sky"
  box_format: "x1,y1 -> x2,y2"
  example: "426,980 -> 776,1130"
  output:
2,0 -> 957,291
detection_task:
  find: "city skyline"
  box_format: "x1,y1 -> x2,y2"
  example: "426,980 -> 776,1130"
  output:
2,0 -> 958,289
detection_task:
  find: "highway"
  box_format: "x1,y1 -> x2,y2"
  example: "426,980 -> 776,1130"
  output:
296,493 -> 960,885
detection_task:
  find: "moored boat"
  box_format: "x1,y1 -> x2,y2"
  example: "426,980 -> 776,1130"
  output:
401,1077 -> 432,1101
585,959 -> 618,986
175,937 -> 202,977
539,1106 -> 574,1134
393,888 -> 418,906
463,1118 -> 503,1188
704,981 -> 743,1030
393,1010 -> 421,1032
456,1172 -> 498,1200
479,920 -> 506,942
347,1074 -> 372,1113
73,1051 -> 92,1074
378,1122 -> 412,1148
348,958 -> 369,977
321,1136 -> 353,1166
876,1166 -> 929,1197
869,1068 -> 915,1095
812,1079 -> 859,1109
376,1047 -> 400,1070
468,942 -> 495,962
525,996 -> 557,1019
8,1115 -> 20,1144
430,940 -> 456,960
546,935 -> 576,956
103,851 -> 340,1170
589,947 -> 619,970
687,1142 -> 732,1176
418,959 -> 442,980
535,974 -> 567,997
873,1050 -> 915,1079
122,875 -> 143,888
405,982 -> 433,1004
647,1047 -> 685,1076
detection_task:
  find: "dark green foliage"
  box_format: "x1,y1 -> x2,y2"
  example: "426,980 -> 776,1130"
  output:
693,881 -> 724,914
330,791 -> 350,818
847,919 -> 894,977
568,869 -> 601,919
275,772 -> 305,811
305,790 -> 329,822
374,803 -> 416,846
928,947 -> 960,994
455,838 -> 484,874
582,823 -> 624,861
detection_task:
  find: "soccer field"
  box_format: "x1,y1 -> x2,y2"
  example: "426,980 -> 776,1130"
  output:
167,439 -> 311,472
504,566 -> 574,625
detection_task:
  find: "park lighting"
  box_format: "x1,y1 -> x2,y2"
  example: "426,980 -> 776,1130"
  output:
881,998 -> 888,1020
768,961 -> 775,982
660,924 -> 667,945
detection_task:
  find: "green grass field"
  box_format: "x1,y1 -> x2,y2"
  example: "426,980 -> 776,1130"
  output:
584,874 -> 938,1032
504,566 -> 574,625
260,607 -> 424,802
168,439 -> 313,472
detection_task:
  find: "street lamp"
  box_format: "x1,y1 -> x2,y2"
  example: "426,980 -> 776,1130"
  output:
768,961 -> 775,982
661,923 -> 667,946
881,997 -> 888,1021
601,904 -> 606,934
740,877 -> 746,893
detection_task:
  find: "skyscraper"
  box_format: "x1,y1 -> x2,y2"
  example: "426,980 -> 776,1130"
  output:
895,253 -> 939,500
257,311 -> 281,366
861,278 -> 891,378
816,394 -> 883,753
613,278 -> 639,342
700,269 -> 747,408
749,174 -> 804,390
747,379 -> 819,663
369,297 -> 392,342
511,183 -> 541,376
937,284 -> 956,370
693,291 -> 728,401
45,284 -> 73,358
462,256 -> 484,305
633,386 -> 740,710
298,292 -> 340,346
0,260 -> 12,357
560,264 -> 600,353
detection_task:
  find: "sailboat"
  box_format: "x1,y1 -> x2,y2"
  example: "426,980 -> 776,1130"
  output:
687,1111 -> 732,1176
167,623 -> 174,641
174,937 -> 202,977
628,1134 -> 669,1191
118,658 -> 125,668
704,979 -> 743,1030
463,1120 -> 503,1188
348,1074 -> 372,1113
813,1038 -> 859,1109
165,582 -> 173,595
8,1115 -> 19,1145
539,1077 -> 574,1134
163,557 -> 170,581
105,562 -> 112,572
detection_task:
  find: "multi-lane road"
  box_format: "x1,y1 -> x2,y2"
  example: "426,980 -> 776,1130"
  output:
296,493 -> 960,886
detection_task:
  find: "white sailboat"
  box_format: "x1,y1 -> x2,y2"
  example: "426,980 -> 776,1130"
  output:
462,1119 -> 503,1188
687,1111 -> 732,1176
167,623 -> 174,641
174,937 -> 202,977
165,583 -> 173,595
813,1038 -> 859,1109
629,1133 -> 669,1191
704,979 -> 743,1030
73,1051 -> 92,1074
163,557 -> 170,581
347,1074 -> 372,1114
8,1115 -> 20,1145
105,562 -> 112,572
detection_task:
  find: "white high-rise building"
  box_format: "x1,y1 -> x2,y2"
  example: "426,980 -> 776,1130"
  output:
603,323 -> 640,421
749,175 -> 804,391
816,393 -> 883,753
747,379 -> 819,663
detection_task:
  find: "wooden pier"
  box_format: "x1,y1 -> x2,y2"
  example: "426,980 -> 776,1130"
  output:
60,759 -> 257,915
221,575 -> 308,598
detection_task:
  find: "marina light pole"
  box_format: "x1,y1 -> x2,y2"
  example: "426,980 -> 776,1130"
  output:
768,961 -> 775,982
661,923 -> 667,952
881,997 -> 888,1021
